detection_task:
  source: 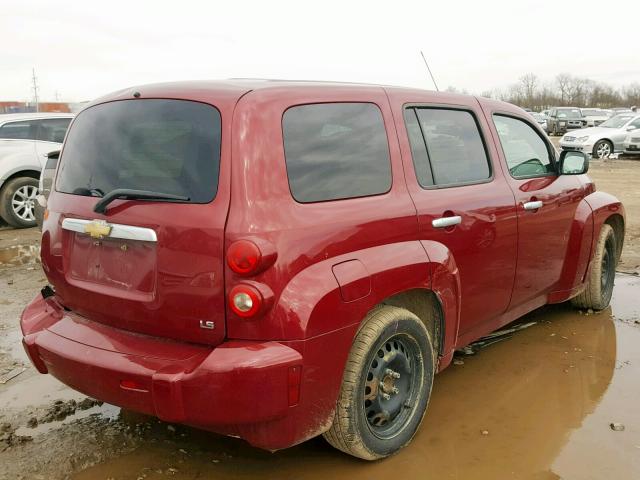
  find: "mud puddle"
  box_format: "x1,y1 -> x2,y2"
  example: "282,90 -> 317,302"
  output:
1,275 -> 638,479
61,275 -> 640,480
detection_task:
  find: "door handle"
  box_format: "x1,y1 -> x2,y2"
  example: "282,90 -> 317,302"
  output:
432,216 -> 462,228
523,200 -> 543,211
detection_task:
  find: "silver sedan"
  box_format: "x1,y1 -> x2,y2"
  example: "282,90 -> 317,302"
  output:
559,113 -> 640,158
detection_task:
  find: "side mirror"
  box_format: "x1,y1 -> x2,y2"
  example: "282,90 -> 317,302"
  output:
559,150 -> 589,175
626,126 -> 637,131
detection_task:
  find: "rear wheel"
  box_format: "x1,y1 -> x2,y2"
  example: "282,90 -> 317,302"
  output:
323,306 -> 434,460
0,177 -> 39,228
593,140 -> 612,159
571,224 -> 616,310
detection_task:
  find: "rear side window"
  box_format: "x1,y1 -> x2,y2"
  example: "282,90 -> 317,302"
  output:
404,107 -> 491,187
282,103 -> 391,203
493,115 -> 555,178
0,120 -> 37,140
57,99 -> 221,203
35,118 -> 72,143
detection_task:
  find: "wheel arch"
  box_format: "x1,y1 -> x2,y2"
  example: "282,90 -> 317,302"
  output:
0,169 -> 41,191
378,288 -> 445,358
583,191 -> 625,271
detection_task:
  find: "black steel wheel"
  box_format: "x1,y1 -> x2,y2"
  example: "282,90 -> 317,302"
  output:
324,305 -> 435,460
363,335 -> 421,439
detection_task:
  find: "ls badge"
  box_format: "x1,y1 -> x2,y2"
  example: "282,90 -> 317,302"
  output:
199,320 -> 215,330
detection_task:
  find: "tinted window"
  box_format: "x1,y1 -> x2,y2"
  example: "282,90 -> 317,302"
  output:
0,120 -> 37,140
403,109 -> 434,186
407,108 -> 490,186
35,118 -> 72,143
57,99 -> 221,203
282,103 -> 391,203
493,115 -> 554,178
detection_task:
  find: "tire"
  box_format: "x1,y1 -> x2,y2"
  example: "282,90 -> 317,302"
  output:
592,140 -> 613,159
571,224 -> 616,310
323,305 -> 435,460
0,177 -> 39,228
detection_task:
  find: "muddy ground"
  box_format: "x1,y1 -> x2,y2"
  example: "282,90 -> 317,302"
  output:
1,157 -> 639,479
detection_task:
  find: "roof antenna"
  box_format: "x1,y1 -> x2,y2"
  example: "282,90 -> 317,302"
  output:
420,51 -> 439,92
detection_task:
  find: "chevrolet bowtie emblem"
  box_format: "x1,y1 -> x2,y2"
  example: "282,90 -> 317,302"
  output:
84,219 -> 112,239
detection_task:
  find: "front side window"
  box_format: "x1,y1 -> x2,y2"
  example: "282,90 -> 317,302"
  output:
57,99 -> 221,203
0,120 -> 37,140
282,103 -> 391,203
493,115 -> 555,178
404,107 -> 491,187
35,118 -> 72,143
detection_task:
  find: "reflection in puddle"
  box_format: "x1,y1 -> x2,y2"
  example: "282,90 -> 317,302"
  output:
18,275 -> 640,479
0,244 -> 40,267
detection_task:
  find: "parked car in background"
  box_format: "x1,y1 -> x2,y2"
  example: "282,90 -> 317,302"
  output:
20,80 -> 624,460
547,107 -> 586,135
560,113 -> 640,158
529,112 -> 548,131
623,132 -> 640,155
581,108 -> 610,127
0,113 -> 73,227
611,108 -> 633,115
541,109 -> 551,117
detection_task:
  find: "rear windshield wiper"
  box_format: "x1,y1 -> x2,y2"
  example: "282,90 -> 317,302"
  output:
93,189 -> 190,214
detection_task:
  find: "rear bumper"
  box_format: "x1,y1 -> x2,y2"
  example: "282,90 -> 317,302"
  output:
21,293 -> 304,448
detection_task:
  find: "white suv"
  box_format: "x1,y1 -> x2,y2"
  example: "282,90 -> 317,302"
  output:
0,113 -> 73,227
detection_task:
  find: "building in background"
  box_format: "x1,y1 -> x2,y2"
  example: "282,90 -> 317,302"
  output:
0,101 -> 87,114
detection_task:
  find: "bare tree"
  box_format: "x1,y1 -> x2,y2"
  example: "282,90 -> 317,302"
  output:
451,74 -> 638,109
519,73 -> 539,108
556,73 -> 572,104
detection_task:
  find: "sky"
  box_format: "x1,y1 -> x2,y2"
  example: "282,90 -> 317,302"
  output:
2,0 -> 639,103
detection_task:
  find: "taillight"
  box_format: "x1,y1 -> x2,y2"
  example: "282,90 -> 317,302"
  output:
229,284 -> 262,318
227,240 -> 262,275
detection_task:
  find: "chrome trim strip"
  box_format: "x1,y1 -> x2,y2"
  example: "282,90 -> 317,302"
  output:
432,216 -> 462,228
61,218 -> 157,242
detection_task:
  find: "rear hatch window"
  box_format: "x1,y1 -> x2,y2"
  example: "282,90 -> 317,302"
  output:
47,98 -> 228,347
57,99 -> 221,202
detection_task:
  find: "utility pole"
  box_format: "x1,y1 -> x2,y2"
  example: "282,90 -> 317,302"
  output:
420,51 -> 439,92
31,68 -> 40,112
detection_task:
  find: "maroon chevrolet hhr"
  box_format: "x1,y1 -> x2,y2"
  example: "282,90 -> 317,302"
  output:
21,80 -> 624,460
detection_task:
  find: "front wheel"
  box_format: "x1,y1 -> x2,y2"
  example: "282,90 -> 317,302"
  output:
571,224 -> 617,310
323,306 -> 434,460
592,140 -> 612,159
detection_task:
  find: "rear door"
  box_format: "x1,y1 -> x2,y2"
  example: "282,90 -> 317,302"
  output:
486,109 -> 584,309
43,98 -> 231,346
394,95 -> 518,336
